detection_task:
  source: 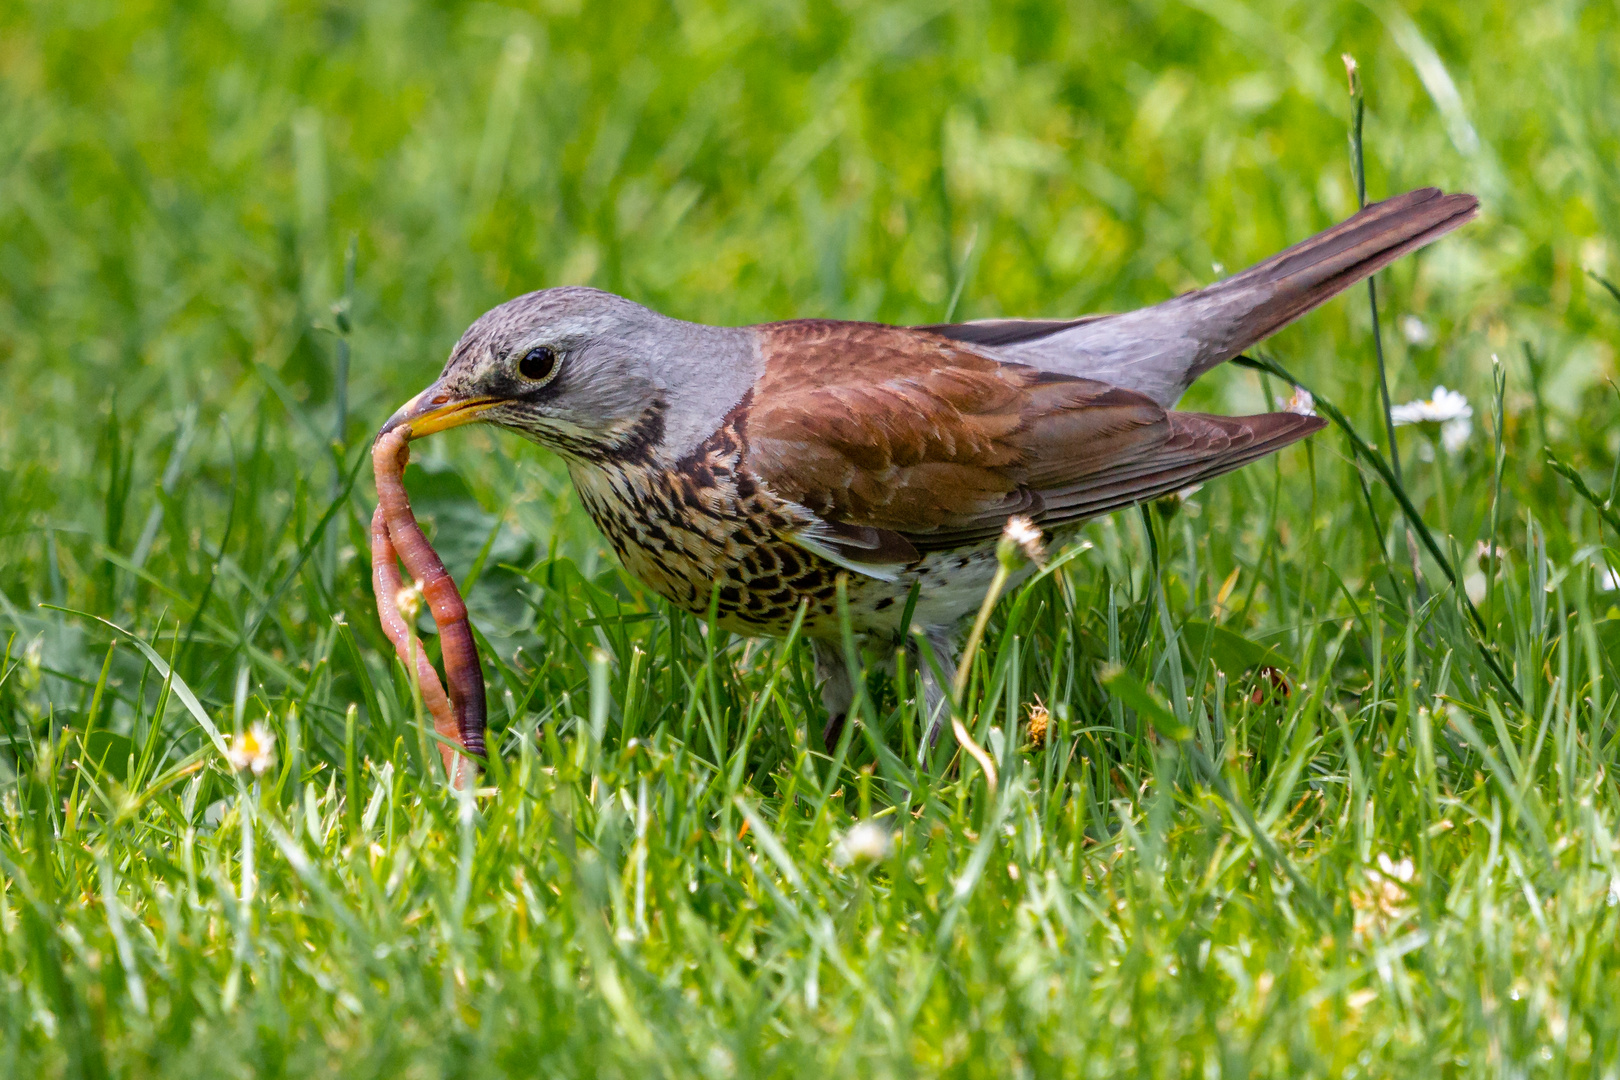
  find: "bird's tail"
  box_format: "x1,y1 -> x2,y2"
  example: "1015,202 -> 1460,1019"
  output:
1180,187 -> 1479,377
946,188 -> 1479,406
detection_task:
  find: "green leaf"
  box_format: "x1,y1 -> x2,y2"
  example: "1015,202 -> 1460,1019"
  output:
1179,620 -> 1290,675
82,730 -> 136,782
1593,618 -> 1620,660
44,607 -> 230,758
1099,665 -> 1192,741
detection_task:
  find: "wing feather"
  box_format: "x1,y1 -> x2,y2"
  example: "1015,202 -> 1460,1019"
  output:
742,320 -> 1322,562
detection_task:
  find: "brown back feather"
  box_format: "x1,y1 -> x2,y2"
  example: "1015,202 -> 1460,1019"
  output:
745,321 -> 1323,559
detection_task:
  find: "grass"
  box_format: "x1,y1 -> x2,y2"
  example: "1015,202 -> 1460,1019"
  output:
4,0 -> 1620,1075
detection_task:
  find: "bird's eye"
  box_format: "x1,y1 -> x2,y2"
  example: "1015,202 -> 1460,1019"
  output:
518,346 -> 557,382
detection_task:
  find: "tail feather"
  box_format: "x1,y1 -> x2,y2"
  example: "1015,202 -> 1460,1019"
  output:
1202,187 -> 1478,358
931,188 -> 1479,407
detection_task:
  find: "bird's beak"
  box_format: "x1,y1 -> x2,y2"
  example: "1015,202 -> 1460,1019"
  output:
379,383 -> 501,439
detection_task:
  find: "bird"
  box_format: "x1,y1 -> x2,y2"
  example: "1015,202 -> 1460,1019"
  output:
381,186 -> 1478,758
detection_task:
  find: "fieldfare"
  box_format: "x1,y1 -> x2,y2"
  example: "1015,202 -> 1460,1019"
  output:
381,187 -> 1477,755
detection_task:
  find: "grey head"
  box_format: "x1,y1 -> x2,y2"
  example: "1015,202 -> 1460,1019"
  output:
381,287 -> 760,462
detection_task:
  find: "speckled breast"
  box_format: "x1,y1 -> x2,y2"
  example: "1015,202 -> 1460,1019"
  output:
567,438 -> 847,637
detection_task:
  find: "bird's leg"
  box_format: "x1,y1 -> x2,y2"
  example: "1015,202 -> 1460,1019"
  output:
810,637 -> 853,754
910,626 -> 959,766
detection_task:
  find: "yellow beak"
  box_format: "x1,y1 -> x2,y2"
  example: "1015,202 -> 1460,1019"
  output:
379,384 -> 501,439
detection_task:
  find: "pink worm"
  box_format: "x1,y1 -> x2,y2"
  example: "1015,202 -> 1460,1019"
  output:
371,427 -> 486,788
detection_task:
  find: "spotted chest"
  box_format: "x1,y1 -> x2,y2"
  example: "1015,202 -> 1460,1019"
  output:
565,408 -> 1039,637
567,416 -> 849,636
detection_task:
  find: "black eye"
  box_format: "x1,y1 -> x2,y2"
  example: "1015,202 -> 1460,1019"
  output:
518,346 -> 556,381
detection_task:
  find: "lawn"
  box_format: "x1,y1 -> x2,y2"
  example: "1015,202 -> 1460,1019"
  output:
4,0 -> 1620,1075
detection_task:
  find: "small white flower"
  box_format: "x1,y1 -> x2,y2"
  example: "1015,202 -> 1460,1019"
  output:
1352,848 -> 1416,938
1390,385 -> 1471,426
225,722 -> 277,776
1284,387 -> 1316,416
997,515 -> 1047,568
1391,385 -> 1472,454
1399,314 -> 1434,347
395,580 -> 424,621
1376,852 -> 1415,882
835,820 -> 892,867
1440,416 -> 1472,453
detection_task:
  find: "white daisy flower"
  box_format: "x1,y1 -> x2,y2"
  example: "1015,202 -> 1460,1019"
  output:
226,722 -> 277,777
1392,385 -> 1472,453
1284,387 -> 1316,416
1390,385 -> 1471,425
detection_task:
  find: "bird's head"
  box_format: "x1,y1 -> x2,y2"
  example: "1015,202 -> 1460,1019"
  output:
381,286 -> 751,463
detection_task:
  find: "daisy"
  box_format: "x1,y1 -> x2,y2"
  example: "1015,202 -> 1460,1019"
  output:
1285,387 -> 1316,416
1391,385 -> 1472,453
226,722 -> 277,777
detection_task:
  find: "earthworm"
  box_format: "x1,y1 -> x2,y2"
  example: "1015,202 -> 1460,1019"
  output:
371,426 -> 486,788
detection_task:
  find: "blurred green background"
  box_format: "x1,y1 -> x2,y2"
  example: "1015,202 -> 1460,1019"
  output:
6,1 -> 1620,1075
4,0 -> 1617,550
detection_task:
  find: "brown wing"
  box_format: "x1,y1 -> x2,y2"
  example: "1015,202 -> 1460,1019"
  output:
743,320 -> 1323,564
